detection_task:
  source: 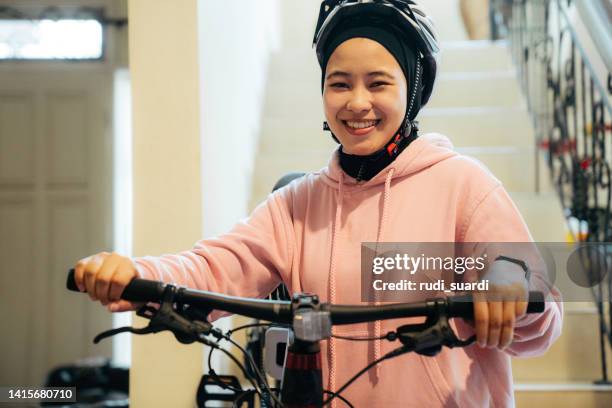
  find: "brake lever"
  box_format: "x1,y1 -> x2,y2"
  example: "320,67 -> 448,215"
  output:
92,285 -> 218,346
93,324 -> 168,344
395,298 -> 476,356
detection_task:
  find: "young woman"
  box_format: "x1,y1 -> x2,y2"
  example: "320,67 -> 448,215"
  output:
74,1 -> 562,406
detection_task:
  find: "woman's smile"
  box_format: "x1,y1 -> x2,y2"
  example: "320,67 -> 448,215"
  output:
342,119 -> 382,136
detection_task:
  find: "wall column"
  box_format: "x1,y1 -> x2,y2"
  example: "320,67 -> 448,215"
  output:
129,0 -> 203,406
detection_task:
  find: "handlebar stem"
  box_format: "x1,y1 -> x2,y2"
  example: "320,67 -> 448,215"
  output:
292,293 -> 332,342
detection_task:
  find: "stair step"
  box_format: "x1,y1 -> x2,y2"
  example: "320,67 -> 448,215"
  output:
512,310 -> 612,383
515,383 -> 612,407
510,191 -> 566,241
456,146 -> 537,192
510,191 -> 565,242
427,71 -> 524,109
419,106 -> 534,148
440,40 -> 514,73
516,383 -> 612,391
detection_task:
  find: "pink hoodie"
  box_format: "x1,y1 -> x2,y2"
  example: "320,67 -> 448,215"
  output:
134,133 -> 562,407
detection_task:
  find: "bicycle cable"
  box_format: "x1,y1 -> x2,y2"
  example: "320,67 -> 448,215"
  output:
206,324 -> 270,394
224,335 -> 284,408
205,347 -> 244,394
322,345 -> 411,406
202,335 -> 267,402
332,331 -> 398,342
204,322 -> 285,407
323,390 -> 354,408
227,322 -> 273,336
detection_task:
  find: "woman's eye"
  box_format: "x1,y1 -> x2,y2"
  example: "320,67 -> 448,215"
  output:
330,82 -> 348,89
371,82 -> 388,88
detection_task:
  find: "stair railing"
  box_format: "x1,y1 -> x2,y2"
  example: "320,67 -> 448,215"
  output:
490,0 -> 612,384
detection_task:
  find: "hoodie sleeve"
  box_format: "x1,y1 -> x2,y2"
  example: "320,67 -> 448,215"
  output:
132,187 -> 295,315
461,182 -> 563,358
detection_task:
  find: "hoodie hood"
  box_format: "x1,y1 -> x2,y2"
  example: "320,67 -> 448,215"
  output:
320,133 -> 457,190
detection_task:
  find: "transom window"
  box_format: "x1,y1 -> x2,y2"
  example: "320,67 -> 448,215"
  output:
0,18 -> 104,60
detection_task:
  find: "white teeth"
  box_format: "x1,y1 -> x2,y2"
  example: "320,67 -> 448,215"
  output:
346,120 -> 378,129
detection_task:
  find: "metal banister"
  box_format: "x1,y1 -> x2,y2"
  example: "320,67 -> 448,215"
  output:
491,0 -> 612,385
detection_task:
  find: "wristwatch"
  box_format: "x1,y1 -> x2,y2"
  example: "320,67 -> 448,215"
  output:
495,255 -> 531,282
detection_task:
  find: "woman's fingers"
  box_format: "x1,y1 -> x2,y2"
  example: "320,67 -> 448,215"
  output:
499,300 -> 516,349
486,301 -> 503,348
473,292 -> 489,347
95,253 -> 121,305
473,282 -> 528,349
108,258 -> 138,302
515,291 -> 528,318
84,253 -> 108,301
73,252 -> 138,310
106,300 -> 144,313
74,256 -> 92,292
474,298 -> 515,349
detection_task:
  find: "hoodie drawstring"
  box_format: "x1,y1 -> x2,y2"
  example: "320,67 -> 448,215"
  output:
328,168 -> 395,400
373,168 -> 395,378
328,171 -> 344,402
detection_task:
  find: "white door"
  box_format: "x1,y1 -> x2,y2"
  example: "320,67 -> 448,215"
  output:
0,65 -> 114,386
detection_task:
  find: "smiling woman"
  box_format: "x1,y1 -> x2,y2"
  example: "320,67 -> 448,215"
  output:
323,37 -> 408,156
314,8 -> 433,182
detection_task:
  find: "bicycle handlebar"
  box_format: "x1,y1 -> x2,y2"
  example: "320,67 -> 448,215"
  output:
66,268 -> 545,324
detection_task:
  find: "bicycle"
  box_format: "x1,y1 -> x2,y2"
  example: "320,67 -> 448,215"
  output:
66,269 -> 544,408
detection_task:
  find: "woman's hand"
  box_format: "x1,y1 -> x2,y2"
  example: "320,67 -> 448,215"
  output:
73,252 -> 143,312
472,282 -> 528,349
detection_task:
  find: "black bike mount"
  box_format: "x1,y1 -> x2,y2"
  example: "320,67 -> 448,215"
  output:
92,284 -> 220,346
396,298 -> 476,356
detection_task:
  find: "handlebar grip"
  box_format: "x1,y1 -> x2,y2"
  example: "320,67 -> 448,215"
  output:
66,269 -> 80,292
447,291 -> 545,319
66,268 -> 165,303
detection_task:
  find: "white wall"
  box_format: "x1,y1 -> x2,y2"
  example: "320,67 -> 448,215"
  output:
198,0 -> 280,238
197,0 -> 281,379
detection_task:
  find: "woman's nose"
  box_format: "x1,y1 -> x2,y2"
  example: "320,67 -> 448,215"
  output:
346,88 -> 372,113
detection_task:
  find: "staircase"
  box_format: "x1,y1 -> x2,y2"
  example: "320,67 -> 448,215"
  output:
249,0 -> 612,405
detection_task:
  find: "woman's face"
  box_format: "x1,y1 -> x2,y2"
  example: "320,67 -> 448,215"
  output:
323,37 -> 408,156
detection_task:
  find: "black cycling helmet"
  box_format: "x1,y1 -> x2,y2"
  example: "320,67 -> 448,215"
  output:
313,0 -> 440,107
